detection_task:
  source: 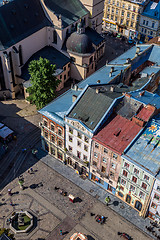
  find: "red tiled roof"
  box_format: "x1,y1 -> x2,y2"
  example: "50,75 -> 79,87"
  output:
93,115 -> 142,155
136,106 -> 155,122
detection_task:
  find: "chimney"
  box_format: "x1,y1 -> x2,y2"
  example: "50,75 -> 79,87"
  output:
109,72 -> 112,77
136,47 -> 140,54
126,58 -> 131,64
74,84 -> 78,91
139,91 -> 145,97
111,67 -> 114,73
110,86 -> 115,92
72,95 -> 77,102
97,80 -> 101,84
96,88 -> 99,94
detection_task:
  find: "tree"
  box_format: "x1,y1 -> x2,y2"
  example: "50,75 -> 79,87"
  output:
27,57 -> 61,109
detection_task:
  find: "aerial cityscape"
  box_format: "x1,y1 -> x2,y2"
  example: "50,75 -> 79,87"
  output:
0,0 -> 160,239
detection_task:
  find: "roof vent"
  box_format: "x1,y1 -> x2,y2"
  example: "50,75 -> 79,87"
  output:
110,86 -> 115,92
114,128 -> 121,136
126,58 -> 131,64
97,80 -> 101,84
139,91 -> 145,97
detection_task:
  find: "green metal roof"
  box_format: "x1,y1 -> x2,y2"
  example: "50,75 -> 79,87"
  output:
43,0 -> 89,28
0,0 -> 51,50
67,87 -> 114,130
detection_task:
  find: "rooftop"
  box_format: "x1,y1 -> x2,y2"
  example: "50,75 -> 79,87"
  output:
0,0 -> 51,50
124,117 -> 160,178
43,0 -> 88,28
93,114 -> 142,155
21,46 -> 70,81
142,1 -> 160,20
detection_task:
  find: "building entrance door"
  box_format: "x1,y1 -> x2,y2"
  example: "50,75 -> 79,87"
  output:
135,200 -> 142,211
126,194 -> 131,204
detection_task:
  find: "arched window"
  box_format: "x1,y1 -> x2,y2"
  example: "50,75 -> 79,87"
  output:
135,200 -> 142,211
126,194 -> 131,204
53,30 -> 57,44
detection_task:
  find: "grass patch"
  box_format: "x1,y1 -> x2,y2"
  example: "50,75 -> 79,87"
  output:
12,214 -> 31,230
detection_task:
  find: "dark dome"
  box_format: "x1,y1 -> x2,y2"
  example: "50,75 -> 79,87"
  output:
66,32 -> 93,54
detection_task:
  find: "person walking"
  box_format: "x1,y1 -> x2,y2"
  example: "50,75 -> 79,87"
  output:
8,189 -> 12,196
105,196 -> 111,206
60,230 -> 63,236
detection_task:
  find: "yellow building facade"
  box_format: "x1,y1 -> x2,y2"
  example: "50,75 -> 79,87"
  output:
103,0 -> 149,38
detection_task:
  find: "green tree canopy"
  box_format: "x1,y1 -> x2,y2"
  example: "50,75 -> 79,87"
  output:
27,57 -> 61,109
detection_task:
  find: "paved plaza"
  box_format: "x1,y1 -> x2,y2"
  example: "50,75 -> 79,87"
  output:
0,158 -> 152,240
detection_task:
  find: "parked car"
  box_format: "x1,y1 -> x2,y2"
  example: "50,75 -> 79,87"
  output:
117,232 -> 132,240
128,37 -> 135,45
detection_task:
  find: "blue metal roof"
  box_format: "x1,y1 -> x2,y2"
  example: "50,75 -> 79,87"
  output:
142,1 -> 160,20
124,118 -> 160,177
129,90 -> 160,109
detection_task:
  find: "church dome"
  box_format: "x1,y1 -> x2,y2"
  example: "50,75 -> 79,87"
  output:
66,32 -> 93,54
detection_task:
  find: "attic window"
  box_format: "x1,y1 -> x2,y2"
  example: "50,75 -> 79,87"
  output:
114,128 -> 121,136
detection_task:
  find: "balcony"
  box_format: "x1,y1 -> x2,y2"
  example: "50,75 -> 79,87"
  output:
67,151 -> 88,167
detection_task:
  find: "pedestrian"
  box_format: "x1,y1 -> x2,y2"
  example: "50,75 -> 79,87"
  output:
60,230 -> 63,236
8,189 -> 12,196
105,196 -> 111,206
10,201 -> 13,206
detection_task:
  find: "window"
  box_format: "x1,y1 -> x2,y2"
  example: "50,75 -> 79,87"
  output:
132,14 -> 135,20
117,1 -> 119,7
132,176 -> 137,183
103,157 -> 107,163
111,162 -> 116,169
120,19 -> 123,24
141,28 -> 144,33
85,136 -> 89,143
93,161 -> 97,167
64,74 -> 66,80
120,186 -> 124,191
151,202 -> 157,209
144,29 -> 147,34
128,5 -> 130,10
126,21 -> 129,26
157,186 -> 160,192
118,192 -> 124,198
51,147 -> 55,155
130,22 -> 133,27
101,166 -> 106,173
63,66 -> 66,71
69,127 -> 73,134
84,145 -> 88,152
127,12 -> 130,18
144,175 -> 149,181
58,140 -> 62,148
133,7 -> 136,12
71,57 -> 75,62
152,22 -> 155,28
146,21 -> 148,26
69,135 -> 73,142
51,123 -> 55,132
121,10 -> 124,16
123,170 -> 128,177
121,179 -> 126,186
154,194 -> 160,201
116,9 -> 118,15
68,63 -> 70,68
44,131 -> 48,139
107,14 -> 109,19
83,155 -> 87,161
112,8 -> 114,13
57,151 -> 63,160
124,162 -> 129,169
77,132 -> 82,139
77,151 -> 81,159
95,143 -> 99,149
113,0 -> 115,5
94,152 -> 98,158
113,153 -> 117,160
68,71 -> 70,77
77,141 -> 81,147
134,168 -> 139,175
139,191 -> 145,199
111,15 -> 113,20
51,135 -> 55,143
110,171 -> 114,178
143,20 -> 145,25
104,148 -> 108,154
89,56 -> 93,64
44,119 -> 48,127
53,30 -> 57,44
130,185 -> 135,192
69,145 -> 72,151
142,182 -> 147,190
108,7 -> 110,12
122,3 -> 125,8
60,75 -> 62,79
19,45 -> 23,66
58,128 -> 62,136
150,31 -> 153,36
115,17 -> 117,22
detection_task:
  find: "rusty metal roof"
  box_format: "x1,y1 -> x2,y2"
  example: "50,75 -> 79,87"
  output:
93,114 -> 142,155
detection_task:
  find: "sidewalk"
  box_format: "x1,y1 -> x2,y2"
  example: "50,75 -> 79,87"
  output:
39,150 -> 153,239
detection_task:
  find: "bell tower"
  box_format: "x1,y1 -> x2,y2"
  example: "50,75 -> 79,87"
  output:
79,0 -> 104,33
